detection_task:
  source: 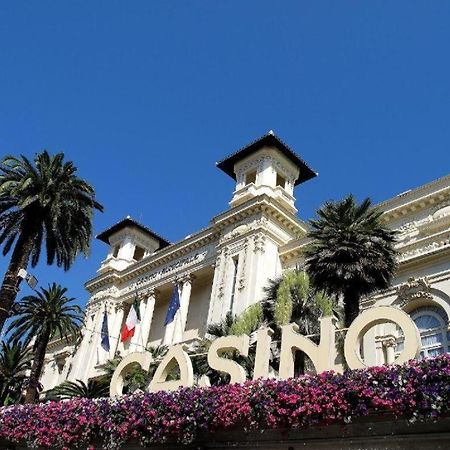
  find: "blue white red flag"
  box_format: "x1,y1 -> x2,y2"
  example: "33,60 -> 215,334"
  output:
164,284 -> 180,326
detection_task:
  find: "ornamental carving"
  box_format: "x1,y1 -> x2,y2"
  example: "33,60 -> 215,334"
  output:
90,286 -> 119,302
238,238 -> 248,291
253,233 -> 266,253
395,276 -> 433,307
397,221 -> 417,235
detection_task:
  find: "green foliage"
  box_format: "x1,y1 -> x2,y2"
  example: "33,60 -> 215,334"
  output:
0,151 -> 103,269
314,291 -> 334,317
6,283 -> 83,402
206,311 -> 235,338
0,340 -> 32,405
101,345 -> 169,394
229,303 -> 263,335
264,269 -> 334,334
7,284 -> 82,345
305,195 -> 397,326
48,378 -> 109,400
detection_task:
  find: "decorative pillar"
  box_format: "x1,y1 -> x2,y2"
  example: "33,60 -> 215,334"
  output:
179,274 -> 195,339
163,283 -> 181,346
140,289 -> 157,349
131,289 -> 157,351
382,335 -> 397,365
98,301 -> 114,364
110,302 -> 125,358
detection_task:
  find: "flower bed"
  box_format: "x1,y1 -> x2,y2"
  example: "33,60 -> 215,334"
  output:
1,355 -> 449,449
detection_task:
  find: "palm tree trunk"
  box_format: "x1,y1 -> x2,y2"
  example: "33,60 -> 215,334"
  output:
24,327 -> 51,404
0,230 -> 37,334
344,291 -> 360,328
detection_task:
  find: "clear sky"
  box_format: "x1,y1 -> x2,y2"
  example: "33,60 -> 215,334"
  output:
0,1 -> 449,309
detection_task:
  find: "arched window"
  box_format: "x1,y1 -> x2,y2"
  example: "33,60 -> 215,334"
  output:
411,306 -> 450,359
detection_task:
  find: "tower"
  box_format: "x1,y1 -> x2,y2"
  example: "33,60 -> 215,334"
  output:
208,131 -> 317,321
96,216 -> 171,273
216,131 -> 316,213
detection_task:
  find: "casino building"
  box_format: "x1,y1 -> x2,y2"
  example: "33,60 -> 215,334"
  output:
39,132 -> 450,392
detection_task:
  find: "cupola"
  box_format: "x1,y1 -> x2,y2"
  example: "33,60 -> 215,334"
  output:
216,131 -> 317,212
96,216 -> 171,273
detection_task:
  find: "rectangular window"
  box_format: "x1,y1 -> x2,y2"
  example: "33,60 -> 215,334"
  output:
229,256 -> 239,313
112,245 -> 120,258
245,170 -> 257,185
133,245 -> 145,261
276,173 -> 286,188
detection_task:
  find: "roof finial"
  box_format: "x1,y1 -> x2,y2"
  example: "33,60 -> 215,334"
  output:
268,129 -> 274,135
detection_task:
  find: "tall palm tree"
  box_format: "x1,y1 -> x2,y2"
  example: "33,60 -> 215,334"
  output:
47,378 -> 109,400
262,269 -> 335,374
0,151 -> 103,332
262,269 -> 334,336
304,195 -> 397,327
0,339 -> 32,405
7,283 -> 82,403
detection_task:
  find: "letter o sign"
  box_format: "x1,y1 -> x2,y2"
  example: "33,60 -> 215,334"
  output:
344,306 -> 421,370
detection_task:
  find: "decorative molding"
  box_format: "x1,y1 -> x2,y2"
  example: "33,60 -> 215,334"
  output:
238,238 -> 248,291
253,233 -> 266,253
395,276 -> 433,308
90,286 -> 119,303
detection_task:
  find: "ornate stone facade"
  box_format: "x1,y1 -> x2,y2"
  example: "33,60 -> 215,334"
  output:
38,133 -> 450,392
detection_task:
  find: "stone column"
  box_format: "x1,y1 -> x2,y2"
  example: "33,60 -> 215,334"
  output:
98,301 -> 114,364
131,289 -> 157,352
110,302 -> 125,358
382,335 -> 397,365
179,274 -> 195,339
130,294 -> 146,352
140,289 -> 157,349
163,283 -> 180,346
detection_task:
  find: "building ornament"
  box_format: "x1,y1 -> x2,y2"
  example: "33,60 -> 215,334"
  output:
179,273 -> 196,285
253,233 -> 266,253
90,286 -> 119,303
395,276 -> 433,307
398,237 -> 449,262
238,238 -> 249,291
128,250 -> 207,291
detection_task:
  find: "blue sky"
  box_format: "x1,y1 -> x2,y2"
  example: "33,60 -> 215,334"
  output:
0,1 -> 449,309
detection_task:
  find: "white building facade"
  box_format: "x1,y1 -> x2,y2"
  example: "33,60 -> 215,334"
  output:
39,132 -> 450,391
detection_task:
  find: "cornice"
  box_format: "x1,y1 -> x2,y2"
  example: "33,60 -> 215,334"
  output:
378,174 -> 450,223
279,222 -> 449,267
279,236 -> 312,263
46,334 -> 77,352
396,228 -> 450,263
86,226 -> 219,293
212,194 -> 308,238
362,265 -> 450,309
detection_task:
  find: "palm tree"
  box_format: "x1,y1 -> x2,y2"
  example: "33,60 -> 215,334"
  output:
100,345 -> 168,394
193,310 -> 263,384
7,283 -> 82,403
0,151 -> 103,333
48,378 -> 109,400
0,339 -> 32,405
304,195 -> 397,327
205,311 -> 236,338
262,269 -> 335,374
262,269 -> 334,335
